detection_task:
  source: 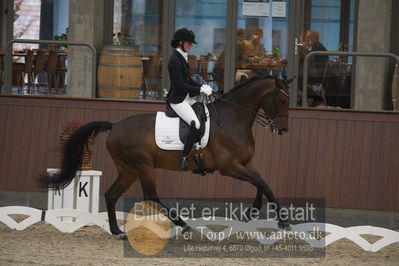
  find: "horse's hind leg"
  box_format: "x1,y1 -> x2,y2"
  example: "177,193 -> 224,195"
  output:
105,172 -> 137,236
138,167 -> 189,230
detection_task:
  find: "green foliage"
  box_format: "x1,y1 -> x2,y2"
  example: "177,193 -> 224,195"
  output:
113,32 -> 129,46
272,46 -> 281,59
49,27 -> 69,50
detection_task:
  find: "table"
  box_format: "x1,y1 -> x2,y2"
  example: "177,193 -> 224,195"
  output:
239,60 -> 288,78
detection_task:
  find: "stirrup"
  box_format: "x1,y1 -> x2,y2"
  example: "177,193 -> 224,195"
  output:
180,156 -> 189,171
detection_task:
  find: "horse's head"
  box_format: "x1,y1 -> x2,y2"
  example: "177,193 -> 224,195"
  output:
260,76 -> 295,135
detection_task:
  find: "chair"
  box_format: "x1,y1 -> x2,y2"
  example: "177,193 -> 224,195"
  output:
46,50 -> 59,94
14,50 -> 34,94
322,60 -> 352,108
142,54 -> 162,99
199,56 -> 217,90
56,54 -> 68,94
188,55 -> 200,81
307,63 -> 329,106
0,54 -> 3,93
33,49 -> 49,94
392,64 -> 398,110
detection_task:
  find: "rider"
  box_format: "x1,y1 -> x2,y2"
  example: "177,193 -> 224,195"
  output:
166,28 -> 213,171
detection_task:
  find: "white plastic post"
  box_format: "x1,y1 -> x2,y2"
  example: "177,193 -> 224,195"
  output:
62,180 -> 75,222
47,169 -> 102,222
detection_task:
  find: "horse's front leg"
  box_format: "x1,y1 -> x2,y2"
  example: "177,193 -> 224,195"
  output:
138,166 -> 190,232
220,163 -> 290,230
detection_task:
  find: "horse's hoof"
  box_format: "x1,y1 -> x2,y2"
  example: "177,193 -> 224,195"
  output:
111,228 -> 124,236
180,225 -> 191,234
180,158 -> 189,171
278,221 -> 291,231
118,233 -> 127,240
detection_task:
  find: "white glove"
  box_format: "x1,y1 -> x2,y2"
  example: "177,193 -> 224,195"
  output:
200,84 -> 213,96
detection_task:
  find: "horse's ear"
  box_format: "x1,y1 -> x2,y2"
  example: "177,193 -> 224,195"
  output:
286,76 -> 296,85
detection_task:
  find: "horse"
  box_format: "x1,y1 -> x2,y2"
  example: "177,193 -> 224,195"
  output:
39,75 -> 294,237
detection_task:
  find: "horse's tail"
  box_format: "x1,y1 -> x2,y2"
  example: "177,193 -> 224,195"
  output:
38,121 -> 113,189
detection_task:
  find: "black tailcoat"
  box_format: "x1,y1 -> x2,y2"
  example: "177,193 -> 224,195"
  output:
166,50 -> 201,104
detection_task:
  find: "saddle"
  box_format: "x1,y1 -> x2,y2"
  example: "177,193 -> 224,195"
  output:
165,102 -> 207,144
163,102 -> 213,176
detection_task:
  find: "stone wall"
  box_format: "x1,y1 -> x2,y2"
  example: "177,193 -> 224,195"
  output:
354,0 -> 393,110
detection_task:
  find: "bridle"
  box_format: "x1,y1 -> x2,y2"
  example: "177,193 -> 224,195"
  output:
206,85 -> 290,130
259,87 -> 289,131
267,86 -> 290,118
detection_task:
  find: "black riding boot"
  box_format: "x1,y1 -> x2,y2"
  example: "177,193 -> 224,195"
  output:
180,121 -> 199,171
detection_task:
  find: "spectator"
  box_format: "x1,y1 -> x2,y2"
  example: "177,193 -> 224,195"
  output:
297,30 -> 330,106
300,30 -> 329,80
244,27 -> 266,62
213,28 -> 252,89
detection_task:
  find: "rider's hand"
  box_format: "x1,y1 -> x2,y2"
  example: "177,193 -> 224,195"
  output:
200,84 -> 213,96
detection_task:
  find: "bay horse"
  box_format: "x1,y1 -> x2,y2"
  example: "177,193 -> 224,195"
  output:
39,76 -> 294,237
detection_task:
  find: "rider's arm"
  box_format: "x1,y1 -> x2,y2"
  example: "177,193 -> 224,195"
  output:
168,56 -> 201,95
189,76 -> 201,87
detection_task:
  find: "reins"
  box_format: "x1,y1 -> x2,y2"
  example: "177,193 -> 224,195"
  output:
206,87 -> 289,129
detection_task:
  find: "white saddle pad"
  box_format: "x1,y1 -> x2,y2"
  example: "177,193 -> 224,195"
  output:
155,105 -> 210,150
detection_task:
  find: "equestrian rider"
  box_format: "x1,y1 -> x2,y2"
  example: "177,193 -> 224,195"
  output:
166,28 -> 213,171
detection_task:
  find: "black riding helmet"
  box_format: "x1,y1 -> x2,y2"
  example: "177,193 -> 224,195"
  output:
172,28 -> 197,44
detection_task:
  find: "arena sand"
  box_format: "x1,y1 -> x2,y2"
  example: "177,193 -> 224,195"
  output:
0,221 -> 398,266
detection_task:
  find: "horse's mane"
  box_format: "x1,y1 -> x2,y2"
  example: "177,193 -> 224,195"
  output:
219,76 -> 267,98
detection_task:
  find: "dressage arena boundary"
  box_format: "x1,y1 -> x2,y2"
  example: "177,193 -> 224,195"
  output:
1,206 -> 398,252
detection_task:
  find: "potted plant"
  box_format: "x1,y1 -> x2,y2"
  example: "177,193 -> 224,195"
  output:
49,27 -> 69,51
112,32 -> 129,46
59,120 -> 94,170
272,46 -> 281,63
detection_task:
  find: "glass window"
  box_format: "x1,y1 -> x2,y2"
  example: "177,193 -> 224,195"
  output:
113,0 -> 162,54
302,0 -> 357,109
13,0 -> 69,50
348,0 -> 355,51
235,0 -> 290,84
113,0 -> 163,99
175,0 -> 227,93
310,0 -> 340,50
9,0 -> 69,95
13,0 -> 41,50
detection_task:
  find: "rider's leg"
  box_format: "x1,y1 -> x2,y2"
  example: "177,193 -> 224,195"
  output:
170,99 -> 200,170
186,96 -> 197,106
169,98 -> 200,129
179,121 -> 198,170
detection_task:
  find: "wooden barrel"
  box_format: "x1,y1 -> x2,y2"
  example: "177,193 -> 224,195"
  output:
97,46 -> 142,99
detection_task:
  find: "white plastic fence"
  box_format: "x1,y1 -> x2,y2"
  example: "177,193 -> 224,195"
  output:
0,206 -> 398,252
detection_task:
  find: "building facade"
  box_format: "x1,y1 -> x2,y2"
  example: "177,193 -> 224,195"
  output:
1,0 -> 398,110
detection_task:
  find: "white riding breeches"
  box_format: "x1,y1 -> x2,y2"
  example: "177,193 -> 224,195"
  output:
170,94 -> 200,129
